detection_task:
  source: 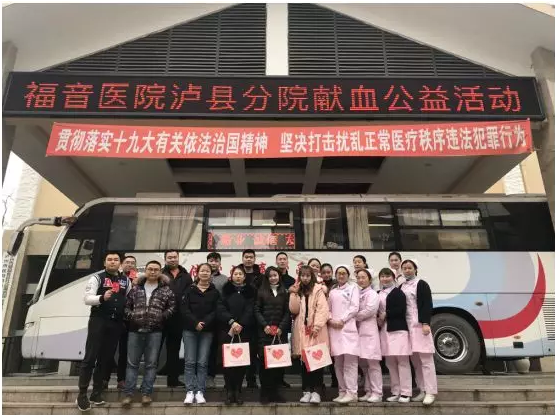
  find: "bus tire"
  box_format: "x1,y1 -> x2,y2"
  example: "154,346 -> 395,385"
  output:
431,313 -> 481,375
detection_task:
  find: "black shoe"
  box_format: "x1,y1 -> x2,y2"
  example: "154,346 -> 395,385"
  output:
76,394 -> 91,412
89,391 -> 105,406
167,380 -> 185,388
247,380 -> 259,389
236,389 -> 244,405
281,380 -> 291,388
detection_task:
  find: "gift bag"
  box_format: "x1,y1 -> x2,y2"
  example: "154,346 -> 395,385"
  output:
301,342 -> 332,372
222,335 -> 251,368
264,336 -> 292,369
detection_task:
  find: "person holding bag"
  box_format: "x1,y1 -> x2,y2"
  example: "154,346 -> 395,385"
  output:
289,265 -> 330,404
217,266 -> 255,405
254,266 -> 290,404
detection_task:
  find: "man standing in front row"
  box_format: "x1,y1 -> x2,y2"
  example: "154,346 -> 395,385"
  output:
77,252 -> 131,412
121,260 -> 176,408
161,250 -> 192,388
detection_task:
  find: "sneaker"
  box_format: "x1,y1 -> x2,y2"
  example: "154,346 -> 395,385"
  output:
206,376 -> 216,389
359,392 -> 372,402
423,394 -> 436,406
412,391 -> 426,402
300,392 -> 312,403
309,392 -> 321,404
398,395 -> 411,403
121,396 -> 133,408
89,391 -> 105,406
367,394 -> 382,403
386,395 -> 400,402
183,391 -> 194,405
338,392 -> 357,404
333,392 -> 346,402
195,392 -> 206,404
141,395 -> 152,406
76,394 -> 91,412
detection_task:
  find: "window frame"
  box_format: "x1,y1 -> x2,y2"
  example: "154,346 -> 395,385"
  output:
343,202 -> 396,251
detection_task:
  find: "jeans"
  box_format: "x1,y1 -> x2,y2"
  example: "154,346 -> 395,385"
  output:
124,331 -> 163,396
183,330 -> 213,394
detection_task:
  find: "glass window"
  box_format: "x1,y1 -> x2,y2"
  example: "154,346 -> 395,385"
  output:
75,239 -> 95,269
440,209 -> 482,227
401,229 -> 489,250
252,209 -> 293,227
208,209 -> 250,227
55,239 -> 80,270
109,204 -> 203,250
303,205 -> 344,249
346,204 -> 395,249
397,209 -> 440,226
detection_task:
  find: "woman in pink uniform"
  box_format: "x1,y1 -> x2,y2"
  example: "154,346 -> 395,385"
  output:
388,252 -> 403,284
355,269 -> 382,403
377,268 -> 412,404
400,259 -> 437,406
327,265 -> 360,404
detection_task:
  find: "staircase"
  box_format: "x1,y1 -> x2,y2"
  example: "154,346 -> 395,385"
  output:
3,374 -> 554,415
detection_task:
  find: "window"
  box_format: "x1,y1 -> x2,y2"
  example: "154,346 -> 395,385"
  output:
397,207 -> 489,250
109,204 -> 203,250
346,204 -> 395,249
55,239 -> 80,270
207,207 -> 296,250
303,205 -> 344,249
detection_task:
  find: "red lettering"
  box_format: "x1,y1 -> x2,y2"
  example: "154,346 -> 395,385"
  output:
419,85 -> 450,112
170,83 -> 202,110
268,234 -> 278,246
384,85 -> 414,112
454,86 -> 484,112
243,85 -> 272,111
350,85 -> 379,111
254,233 -> 268,247
207,232 -> 214,249
62,83 -> 94,109
278,86 -> 309,111
25,82 -> 59,109
134,84 -> 166,110
488,86 -> 521,112
207,86 -> 236,111
285,233 -> 295,248
219,233 -> 233,247
313,84 -> 344,112
234,233 -> 246,246
99,83 -> 129,109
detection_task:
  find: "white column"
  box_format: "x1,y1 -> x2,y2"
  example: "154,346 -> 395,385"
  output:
266,4 -> 289,76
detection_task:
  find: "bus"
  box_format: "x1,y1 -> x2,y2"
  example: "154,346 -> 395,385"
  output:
9,194 -> 555,375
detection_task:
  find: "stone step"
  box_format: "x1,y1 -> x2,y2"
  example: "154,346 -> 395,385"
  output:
2,401 -> 554,415
3,384 -> 554,403
3,373 -> 555,387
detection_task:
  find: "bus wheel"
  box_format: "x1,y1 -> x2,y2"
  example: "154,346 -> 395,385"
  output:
431,313 -> 481,374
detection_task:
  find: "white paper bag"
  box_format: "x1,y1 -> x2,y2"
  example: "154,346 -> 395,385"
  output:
302,343 -> 332,372
264,341 -> 292,369
222,336 -> 251,368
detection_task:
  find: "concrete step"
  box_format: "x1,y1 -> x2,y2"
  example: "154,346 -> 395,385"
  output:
2,401 -> 554,415
3,384 -> 555,403
3,373 -> 555,387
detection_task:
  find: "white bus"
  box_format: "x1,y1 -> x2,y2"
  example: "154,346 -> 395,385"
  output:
9,194 -> 555,375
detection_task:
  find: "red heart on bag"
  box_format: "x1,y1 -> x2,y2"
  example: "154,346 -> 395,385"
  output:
272,349 -> 284,360
231,348 -> 243,358
312,350 -> 323,361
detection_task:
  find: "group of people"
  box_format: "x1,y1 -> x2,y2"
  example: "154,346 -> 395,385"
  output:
75,249 -> 437,411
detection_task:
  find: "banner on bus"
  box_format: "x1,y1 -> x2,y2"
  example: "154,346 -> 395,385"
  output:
46,119 -> 532,159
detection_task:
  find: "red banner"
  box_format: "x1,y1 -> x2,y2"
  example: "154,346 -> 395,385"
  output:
47,120 -> 532,158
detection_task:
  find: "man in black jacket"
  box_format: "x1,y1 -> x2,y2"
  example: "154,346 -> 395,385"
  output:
76,252 -> 131,412
237,249 -> 262,388
160,250 -> 192,388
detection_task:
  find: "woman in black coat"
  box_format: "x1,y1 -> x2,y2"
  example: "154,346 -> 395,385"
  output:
217,266 -> 255,405
254,266 -> 290,403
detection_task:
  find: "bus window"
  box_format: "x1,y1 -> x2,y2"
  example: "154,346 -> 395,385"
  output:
55,238 -> 81,270
302,204 -> 344,249
346,204 -> 395,250
397,207 -> 489,250
207,208 -> 296,250
109,204 -> 203,251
